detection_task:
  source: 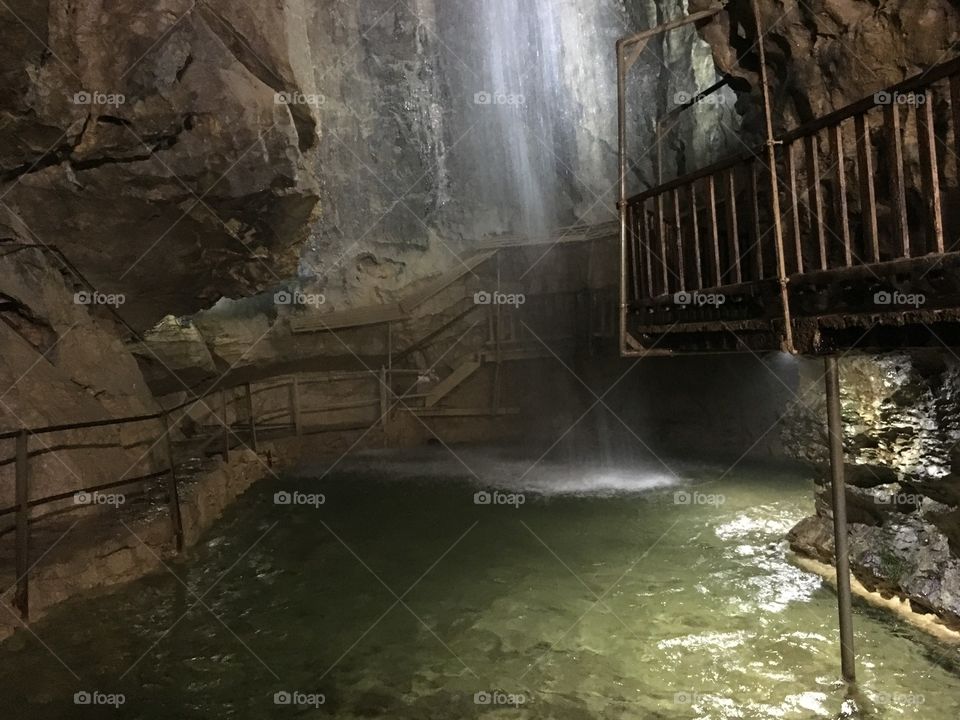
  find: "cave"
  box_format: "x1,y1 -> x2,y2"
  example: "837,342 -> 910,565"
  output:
3,0 -> 960,718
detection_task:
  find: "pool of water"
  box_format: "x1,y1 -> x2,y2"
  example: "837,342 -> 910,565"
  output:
2,447 -> 959,718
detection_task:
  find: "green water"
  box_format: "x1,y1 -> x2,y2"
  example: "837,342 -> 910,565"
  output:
2,447 -> 959,719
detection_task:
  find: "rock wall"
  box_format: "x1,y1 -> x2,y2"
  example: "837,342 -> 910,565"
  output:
1,0 -> 322,329
784,353 -> 960,627
0,247 -> 161,521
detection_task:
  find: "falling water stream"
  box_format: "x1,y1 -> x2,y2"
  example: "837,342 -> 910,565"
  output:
2,447 -> 959,718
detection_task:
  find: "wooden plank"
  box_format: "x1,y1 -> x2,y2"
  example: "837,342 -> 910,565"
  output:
655,194 -> 668,295
425,359 -> 482,408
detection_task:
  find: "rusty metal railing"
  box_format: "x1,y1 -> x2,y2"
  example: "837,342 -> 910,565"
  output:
620,38 -> 960,353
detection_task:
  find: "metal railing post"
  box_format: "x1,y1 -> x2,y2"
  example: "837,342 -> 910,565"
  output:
161,413 -> 184,553
290,377 -> 302,437
245,383 -> 258,452
220,389 -> 230,462
825,356 -> 857,683
14,429 -> 30,619
752,0 -> 795,354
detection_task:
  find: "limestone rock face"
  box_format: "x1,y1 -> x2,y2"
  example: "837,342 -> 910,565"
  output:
0,247 -> 161,518
692,0 -> 960,135
783,353 -> 960,628
0,0 -> 321,329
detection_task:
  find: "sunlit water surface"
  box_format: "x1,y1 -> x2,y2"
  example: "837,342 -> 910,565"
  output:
2,447 -> 959,719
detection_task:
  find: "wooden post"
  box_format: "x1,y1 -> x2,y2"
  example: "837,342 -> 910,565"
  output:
245,383 -> 258,452
220,389 -> 230,462
161,414 -> 184,553
290,377 -> 302,437
825,357 -> 857,683
14,429 -> 29,619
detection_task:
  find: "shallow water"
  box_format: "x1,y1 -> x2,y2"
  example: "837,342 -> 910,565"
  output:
2,447 -> 960,719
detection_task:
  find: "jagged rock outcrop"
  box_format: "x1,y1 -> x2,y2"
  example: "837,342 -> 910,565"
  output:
0,246 -> 161,521
0,0 -> 322,329
782,353 -> 960,627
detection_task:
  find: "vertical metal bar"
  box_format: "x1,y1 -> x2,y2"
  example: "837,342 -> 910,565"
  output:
829,123 -> 852,266
14,429 -> 29,619
690,182 -> 703,289
643,203 -> 655,297
805,133 -> 828,270
290,377 -> 302,436
161,413 -> 184,553
951,75 -> 960,197
707,174 -> 721,287
917,89 -> 945,254
245,383 -> 258,452
616,41 -> 630,354
825,357 -> 857,683
380,367 -> 389,429
672,188 -> 685,291
725,168 -> 742,284
785,142 -> 804,273
753,0 -> 795,352
854,114 -> 880,263
387,321 -> 393,375
628,204 -> 642,301
220,389 -> 229,462
655,194 -> 668,294
636,203 -> 651,298
884,103 -> 911,258
749,162 -> 763,280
